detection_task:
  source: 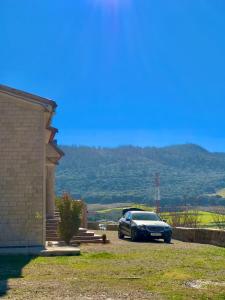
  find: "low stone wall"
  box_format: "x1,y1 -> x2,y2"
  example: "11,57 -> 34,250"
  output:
87,222 -> 100,230
172,227 -> 225,247
106,224 -> 119,231
88,222 -> 118,231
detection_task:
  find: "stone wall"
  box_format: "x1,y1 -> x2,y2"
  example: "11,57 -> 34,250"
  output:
0,95 -> 45,248
172,227 -> 225,247
88,222 -> 118,231
88,222 -> 100,230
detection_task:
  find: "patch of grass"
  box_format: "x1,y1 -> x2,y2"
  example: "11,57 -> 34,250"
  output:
163,269 -> 192,281
84,252 -> 115,259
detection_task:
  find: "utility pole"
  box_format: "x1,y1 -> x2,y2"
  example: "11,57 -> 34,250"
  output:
155,172 -> 161,213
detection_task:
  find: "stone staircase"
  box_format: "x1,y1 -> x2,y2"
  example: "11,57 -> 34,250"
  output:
46,213 -> 108,244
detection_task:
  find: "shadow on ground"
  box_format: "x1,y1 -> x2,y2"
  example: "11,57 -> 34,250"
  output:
0,255 -> 34,297
123,237 -> 174,244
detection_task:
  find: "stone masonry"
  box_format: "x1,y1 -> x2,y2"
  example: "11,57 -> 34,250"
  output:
0,84 -> 63,253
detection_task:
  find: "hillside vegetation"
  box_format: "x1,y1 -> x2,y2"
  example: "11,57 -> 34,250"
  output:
56,144 -> 225,207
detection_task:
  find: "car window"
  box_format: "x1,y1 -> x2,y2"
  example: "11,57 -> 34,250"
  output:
125,212 -> 131,220
124,212 -> 129,219
132,213 -> 160,221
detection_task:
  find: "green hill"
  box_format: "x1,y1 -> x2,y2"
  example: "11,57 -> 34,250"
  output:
56,144 -> 225,207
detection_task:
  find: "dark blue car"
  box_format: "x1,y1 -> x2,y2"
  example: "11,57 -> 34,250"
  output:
118,209 -> 172,243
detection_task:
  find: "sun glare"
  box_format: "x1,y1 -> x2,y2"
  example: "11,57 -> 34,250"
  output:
91,0 -> 131,11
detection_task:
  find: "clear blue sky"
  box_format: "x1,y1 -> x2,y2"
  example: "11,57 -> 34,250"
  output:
1,0 -> 225,151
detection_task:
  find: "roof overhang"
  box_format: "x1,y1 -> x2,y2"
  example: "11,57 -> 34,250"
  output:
46,127 -> 59,144
0,84 -> 57,112
46,142 -> 64,165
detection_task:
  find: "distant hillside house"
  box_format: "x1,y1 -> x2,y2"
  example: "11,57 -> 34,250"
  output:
0,85 -> 63,254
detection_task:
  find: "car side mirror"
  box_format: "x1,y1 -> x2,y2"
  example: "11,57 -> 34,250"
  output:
126,218 -> 131,222
162,219 -> 167,222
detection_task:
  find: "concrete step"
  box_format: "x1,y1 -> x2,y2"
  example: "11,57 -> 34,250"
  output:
46,227 -> 92,232
46,231 -> 95,238
46,235 -> 98,239
46,230 -> 95,237
41,246 -> 80,257
46,234 -> 59,238
79,228 -> 88,233
46,225 -> 58,229
46,236 -> 109,244
46,225 -> 58,228
82,231 -> 95,236
46,220 -> 60,225
71,239 -> 109,244
46,226 -> 58,231
45,222 -> 103,243
72,235 -> 102,241
46,232 -> 58,237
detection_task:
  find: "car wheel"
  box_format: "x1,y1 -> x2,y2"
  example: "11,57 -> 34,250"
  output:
131,228 -> 138,242
164,237 -> 171,244
118,228 -> 124,239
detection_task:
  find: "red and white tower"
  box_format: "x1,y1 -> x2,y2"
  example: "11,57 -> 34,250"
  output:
155,172 -> 161,213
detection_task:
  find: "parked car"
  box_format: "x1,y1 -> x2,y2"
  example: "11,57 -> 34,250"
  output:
118,209 -> 172,243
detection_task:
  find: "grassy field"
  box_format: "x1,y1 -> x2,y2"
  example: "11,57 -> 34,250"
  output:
207,188 -> 225,198
89,203 -> 224,228
1,232 -> 225,299
161,210 -> 224,227
217,189 -> 225,198
95,204 -> 154,213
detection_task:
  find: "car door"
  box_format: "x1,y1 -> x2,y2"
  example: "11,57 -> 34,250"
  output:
123,212 -> 132,236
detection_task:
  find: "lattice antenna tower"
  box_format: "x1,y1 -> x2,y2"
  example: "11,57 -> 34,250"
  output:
155,172 -> 161,213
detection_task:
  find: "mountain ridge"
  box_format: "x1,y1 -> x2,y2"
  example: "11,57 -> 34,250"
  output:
56,144 -> 225,207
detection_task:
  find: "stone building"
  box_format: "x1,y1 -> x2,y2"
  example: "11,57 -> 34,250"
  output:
0,84 -> 63,253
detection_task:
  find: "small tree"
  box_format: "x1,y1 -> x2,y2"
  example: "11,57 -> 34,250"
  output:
169,211 -> 183,227
57,193 -> 82,245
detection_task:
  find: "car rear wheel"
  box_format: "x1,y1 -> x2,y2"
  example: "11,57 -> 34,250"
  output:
118,228 -> 125,239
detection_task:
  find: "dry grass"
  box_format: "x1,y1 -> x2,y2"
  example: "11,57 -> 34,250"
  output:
1,232 -> 225,299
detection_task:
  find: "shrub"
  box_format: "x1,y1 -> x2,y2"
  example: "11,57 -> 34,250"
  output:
57,193 -> 82,245
164,209 -> 201,228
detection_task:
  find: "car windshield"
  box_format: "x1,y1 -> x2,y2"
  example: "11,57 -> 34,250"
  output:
132,213 -> 160,221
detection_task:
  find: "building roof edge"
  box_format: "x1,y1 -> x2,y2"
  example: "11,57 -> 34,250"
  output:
0,84 -> 57,110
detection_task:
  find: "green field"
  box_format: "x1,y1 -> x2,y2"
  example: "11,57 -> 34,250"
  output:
161,210 -> 224,227
215,188 -> 225,198
89,203 -> 225,228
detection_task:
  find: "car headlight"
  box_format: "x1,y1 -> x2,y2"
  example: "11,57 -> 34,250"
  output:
164,226 -> 171,231
137,225 -> 146,230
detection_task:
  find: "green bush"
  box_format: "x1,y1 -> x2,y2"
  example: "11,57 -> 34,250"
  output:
57,193 -> 82,245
